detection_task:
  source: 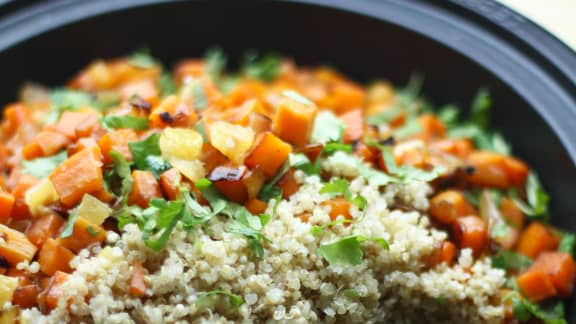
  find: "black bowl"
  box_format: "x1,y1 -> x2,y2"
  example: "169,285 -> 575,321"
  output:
0,0 -> 575,320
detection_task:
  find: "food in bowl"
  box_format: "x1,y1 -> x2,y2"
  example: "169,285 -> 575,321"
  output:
0,49 -> 574,323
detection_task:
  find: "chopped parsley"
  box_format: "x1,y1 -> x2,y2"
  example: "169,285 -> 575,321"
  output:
310,219 -> 354,236
158,73 -> 177,96
558,232 -> 575,255
312,111 -> 345,144
504,291 -> 566,324
242,51 -> 281,82
140,199 -> 185,251
129,49 -> 157,69
379,146 -> 444,182
491,250 -> 532,272
59,209 -> 79,238
128,134 -> 171,178
21,151 -> 67,179
512,172 -> 549,219
197,290 -> 244,307
108,150 -> 133,202
320,178 -> 367,210
204,47 -> 227,80
45,89 -> 93,124
101,115 -> 149,130
317,235 -> 389,266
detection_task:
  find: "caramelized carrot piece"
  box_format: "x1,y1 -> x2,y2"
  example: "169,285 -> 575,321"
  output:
149,95 -> 198,128
248,112 -> 272,134
200,142 -> 229,174
0,224 -> 38,266
438,241 -> 457,265
0,192 -> 15,224
26,213 -> 65,247
98,129 -> 138,163
12,284 -> 38,308
418,114 -> 446,140
277,168 -> 300,199
503,157 -> 529,187
130,260 -> 146,297
517,269 -> 557,302
339,109 -> 363,143
428,190 -> 476,224
55,111 -> 99,140
159,168 -> 181,201
529,252 -> 576,296
245,132 -> 292,179
38,238 -> 74,276
127,170 -> 162,208
58,217 -> 106,253
245,198 -> 268,215
49,148 -> 104,207
516,222 -> 560,259
465,151 -> 509,188
210,166 -> 265,204
429,138 -> 474,158
324,198 -> 352,221
452,216 -> 488,256
271,97 -> 317,147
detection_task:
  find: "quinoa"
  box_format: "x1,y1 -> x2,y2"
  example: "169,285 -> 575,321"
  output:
21,161 -> 506,324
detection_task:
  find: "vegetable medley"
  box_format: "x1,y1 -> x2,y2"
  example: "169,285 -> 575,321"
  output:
0,49 -> 574,323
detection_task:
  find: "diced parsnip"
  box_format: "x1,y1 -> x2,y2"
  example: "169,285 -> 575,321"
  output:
159,127 -> 203,161
49,148 -> 104,207
272,97 -> 317,147
24,179 -> 59,217
76,194 -> 112,225
208,121 -> 255,165
58,217 -> 106,253
0,274 -> 18,307
245,132 -> 292,179
0,224 -> 37,265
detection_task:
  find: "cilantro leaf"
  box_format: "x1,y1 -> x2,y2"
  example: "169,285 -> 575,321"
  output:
227,207 -> 270,258
469,88 -> 491,128
505,291 -> 566,324
242,51 -> 281,82
310,219 -> 354,235
320,178 -> 367,211
317,236 -> 364,266
204,47 -> 227,80
312,111 -> 345,144
128,134 -> 171,177
437,105 -> 459,126
109,150 -> 133,201
192,82 -> 208,110
158,73 -> 177,96
491,250 -> 532,271
59,209 -> 79,238
141,199 -> 185,250
558,233 -> 575,255
323,142 -> 353,155
21,151 -> 67,179
46,89 -> 93,124
129,49 -> 157,69
258,162 -> 289,201
197,290 -> 244,307
102,115 -> 149,130
512,172 -> 549,219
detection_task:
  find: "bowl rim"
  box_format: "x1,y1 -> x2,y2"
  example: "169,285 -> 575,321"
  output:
0,0 -> 575,165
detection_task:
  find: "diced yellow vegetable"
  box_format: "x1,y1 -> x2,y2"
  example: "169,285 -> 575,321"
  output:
0,275 -> 18,308
24,179 -> 59,217
76,194 -> 112,225
208,121 -> 255,164
170,159 -> 206,182
0,307 -> 18,324
159,127 -> 203,161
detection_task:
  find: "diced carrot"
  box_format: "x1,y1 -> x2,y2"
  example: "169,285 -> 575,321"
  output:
517,269 -> 557,302
503,157 -> 529,187
323,198 -> 352,221
0,224 -> 38,266
55,111 -> 99,140
23,131 -> 70,160
75,113 -> 100,139
58,217 -> 106,253
129,260 -> 146,297
271,97 -> 317,147
149,95 -> 198,128
428,190 -> 476,224
127,170 -> 162,208
499,197 -> 525,229
49,148 -> 104,207
67,137 -> 99,156
38,238 -> 74,276
26,213 -> 65,247
465,151 -> 509,188
452,215 -> 488,256
516,222 -> 560,259
429,138 -> 474,158
1,103 -> 29,137
0,192 -> 15,224
159,168 -> 181,201
10,174 -> 39,220
339,109 -> 363,143
277,168 -> 299,199
12,284 -> 38,308
418,114 -> 446,140
41,271 -> 69,311
245,198 -> 268,215
98,129 -> 138,164
529,252 -> 575,296
245,132 -> 292,179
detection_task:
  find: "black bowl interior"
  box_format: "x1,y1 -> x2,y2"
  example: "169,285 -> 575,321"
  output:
0,0 -> 574,317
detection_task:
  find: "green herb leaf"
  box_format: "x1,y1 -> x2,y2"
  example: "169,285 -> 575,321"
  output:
512,172 -> 549,220
102,115 -> 149,130
312,111 -> 345,144
194,119 -> 208,141
242,51 -> 281,82
469,88 -> 491,128
129,49 -> 157,69
342,289 -> 361,298
282,90 -> 313,105
490,132 -> 511,155
437,105 -> 459,126
320,178 -> 350,197
46,89 -> 93,124
228,208 -> 269,258
317,236 -> 364,266
491,250 -> 533,271
197,290 -> 244,307
505,291 -> 567,324
85,226 -> 100,238
380,146 -> 444,182
323,142 -> 353,155
258,162 -> 290,201
158,73 -> 177,96
109,150 -> 133,201
128,134 -> 171,177
21,151 -> 67,179
141,199 -> 185,250
365,107 -> 402,126
59,209 -> 79,238
310,219 -> 354,235
204,47 -> 227,80
393,117 -> 422,139
192,82 -> 208,110
558,233 -> 575,255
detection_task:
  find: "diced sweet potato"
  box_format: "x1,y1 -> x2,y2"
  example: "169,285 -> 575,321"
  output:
429,190 -> 476,224
452,215 -> 488,256
516,222 -> 560,259
58,217 -> 106,253
245,132 -> 292,179
26,213 -> 65,247
98,129 -> 138,164
272,97 -> 317,147
0,224 -> 38,266
127,170 -> 162,208
38,238 -> 74,276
